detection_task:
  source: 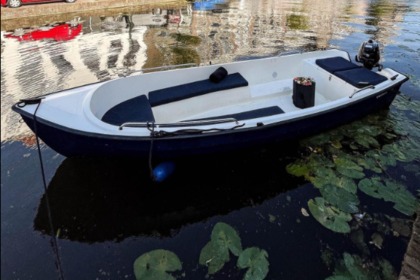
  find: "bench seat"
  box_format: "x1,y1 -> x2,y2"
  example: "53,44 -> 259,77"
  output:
148,72 -> 248,107
102,95 -> 155,125
334,67 -> 388,88
315,56 -> 360,73
189,106 -> 284,121
316,56 -> 387,88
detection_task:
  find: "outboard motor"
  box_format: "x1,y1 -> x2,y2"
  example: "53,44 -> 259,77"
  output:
355,40 -> 382,70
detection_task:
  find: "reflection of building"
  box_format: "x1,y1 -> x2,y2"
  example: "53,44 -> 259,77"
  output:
187,0 -> 361,64
1,1 -> 410,141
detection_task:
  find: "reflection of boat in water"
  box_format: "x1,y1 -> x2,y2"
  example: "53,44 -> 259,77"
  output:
5,21 -> 82,42
33,145 -> 299,243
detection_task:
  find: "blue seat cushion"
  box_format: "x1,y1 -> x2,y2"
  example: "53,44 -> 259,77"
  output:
148,72 -> 248,107
189,106 -> 284,121
316,57 -> 360,73
334,68 -> 388,88
102,95 -> 155,125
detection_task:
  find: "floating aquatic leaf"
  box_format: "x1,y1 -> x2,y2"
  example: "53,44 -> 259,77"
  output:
199,241 -> 229,275
359,178 -> 418,216
354,134 -> 379,149
319,185 -> 360,214
326,252 -> 398,280
199,222 -> 243,274
286,161 -> 310,178
358,177 -> 384,199
133,249 -> 182,280
334,176 -> 358,194
342,253 -> 370,280
211,222 -> 242,257
370,233 -> 383,249
365,150 -> 396,168
237,247 -> 269,280
334,157 -> 365,179
355,156 -> 382,174
308,197 -> 352,233
383,180 -> 418,216
311,167 -> 339,188
378,259 -> 397,280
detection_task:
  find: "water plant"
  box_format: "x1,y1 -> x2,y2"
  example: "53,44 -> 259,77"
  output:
134,222 -> 269,280
325,252 -> 397,280
286,96 -> 420,233
133,249 -> 182,280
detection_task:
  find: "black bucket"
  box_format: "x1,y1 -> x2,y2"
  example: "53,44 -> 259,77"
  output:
292,80 -> 315,109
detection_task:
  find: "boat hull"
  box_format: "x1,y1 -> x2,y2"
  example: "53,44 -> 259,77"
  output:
16,83 -> 403,159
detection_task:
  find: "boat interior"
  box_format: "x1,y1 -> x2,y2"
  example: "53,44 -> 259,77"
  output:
93,55 -> 391,127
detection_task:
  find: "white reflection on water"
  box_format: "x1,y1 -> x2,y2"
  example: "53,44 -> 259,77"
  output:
0,0 -> 412,142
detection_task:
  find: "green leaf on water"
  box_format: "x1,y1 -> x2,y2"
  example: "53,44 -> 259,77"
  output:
334,157 -> 365,179
133,249 -> 182,280
359,178 -> 418,216
354,134 -> 380,149
358,177 -> 384,199
211,222 -> 242,257
286,161 -> 310,178
355,156 -> 382,174
311,167 -> 339,188
237,247 -> 269,280
199,222 -> 243,275
308,197 -> 352,233
319,185 -> 360,214
326,252 -> 397,280
199,241 -> 229,275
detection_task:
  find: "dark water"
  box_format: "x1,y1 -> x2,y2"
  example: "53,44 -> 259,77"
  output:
1,0 -> 419,279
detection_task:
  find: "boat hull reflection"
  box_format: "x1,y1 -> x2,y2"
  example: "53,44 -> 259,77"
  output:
34,144 -> 300,243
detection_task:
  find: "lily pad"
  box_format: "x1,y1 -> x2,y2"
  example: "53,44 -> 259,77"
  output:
133,249 -> 182,280
355,156 -> 382,174
326,252 -> 397,280
237,247 -> 269,280
199,222 -> 243,274
308,197 -> 352,233
334,157 -> 365,179
319,185 -> 360,213
358,177 -> 384,199
199,241 -> 229,275
286,161 -> 310,178
211,222 -> 242,257
354,134 -> 380,149
359,178 -> 418,216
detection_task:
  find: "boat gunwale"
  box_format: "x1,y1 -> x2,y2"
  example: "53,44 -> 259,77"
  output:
12,80 -> 406,142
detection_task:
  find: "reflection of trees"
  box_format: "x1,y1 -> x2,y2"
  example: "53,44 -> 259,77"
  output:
365,0 -> 409,42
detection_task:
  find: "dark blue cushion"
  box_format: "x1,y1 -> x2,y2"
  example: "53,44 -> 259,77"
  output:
190,106 -> 284,121
102,95 -> 155,125
148,73 -> 248,107
316,57 -> 360,73
334,68 -> 388,88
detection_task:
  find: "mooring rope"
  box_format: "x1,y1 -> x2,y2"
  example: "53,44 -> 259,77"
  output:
32,102 -> 65,280
147,122 -> 155,181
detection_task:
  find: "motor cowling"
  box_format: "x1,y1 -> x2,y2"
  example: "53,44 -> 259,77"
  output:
355,40 -> 381,70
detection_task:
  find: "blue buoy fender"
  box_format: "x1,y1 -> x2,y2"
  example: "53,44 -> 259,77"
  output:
152,161 -> 176,182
